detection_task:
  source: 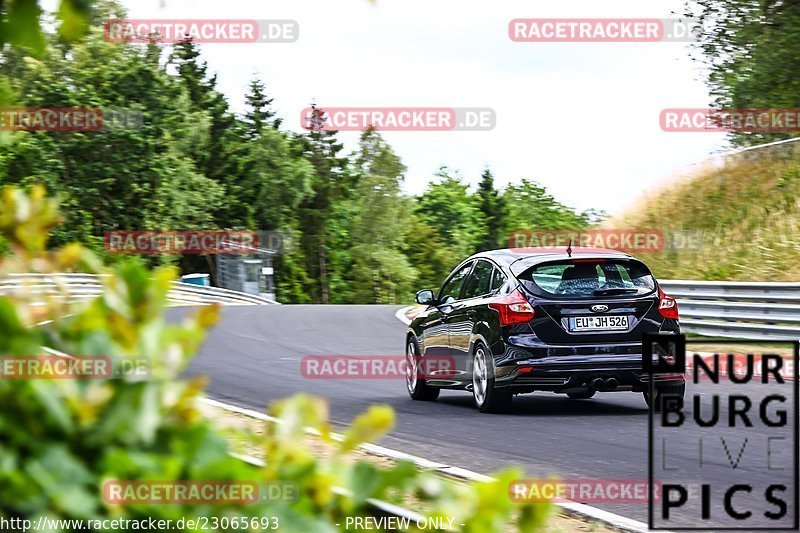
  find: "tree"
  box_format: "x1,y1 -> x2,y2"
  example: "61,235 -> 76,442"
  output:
0,0 -> 591,307
403,218 -> 459,293
0,26 -> 223,258
476,168 -> 506,251
169,38 -> 237,199
415,168 -> 486,262
244,77 -> 282,137
345,128 -> 416,303
503,179 -> 589,238
230,126 -> 315,302
296,107 -> 351,303
685,0 -> 800,146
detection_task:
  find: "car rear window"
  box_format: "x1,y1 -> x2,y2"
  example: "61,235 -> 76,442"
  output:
518,259 -> 656,298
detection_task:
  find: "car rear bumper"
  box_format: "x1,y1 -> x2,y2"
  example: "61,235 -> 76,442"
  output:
494,353 -> 685,392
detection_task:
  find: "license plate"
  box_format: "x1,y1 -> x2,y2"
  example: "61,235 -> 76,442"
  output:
569,315 -> 629,332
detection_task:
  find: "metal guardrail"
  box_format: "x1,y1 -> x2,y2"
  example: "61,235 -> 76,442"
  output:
0,273 -> 277,306
6,274 -> 800,337
660,280 -> 800,340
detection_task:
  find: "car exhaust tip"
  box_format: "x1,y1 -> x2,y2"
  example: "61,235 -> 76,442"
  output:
590,377 -> 606,390
605,377 -> 619,390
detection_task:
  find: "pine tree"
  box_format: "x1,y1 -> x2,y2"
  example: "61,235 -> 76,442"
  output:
170,39 -> 211,109
169,38 -> 237,222
476,168 -> 506,250
244,77 -> 281,137
297,105 -> 351,303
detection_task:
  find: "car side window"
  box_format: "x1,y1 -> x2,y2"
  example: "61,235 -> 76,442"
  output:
438,262 -> 473,303
462,260 -> 494,299
490,268 -> 507,292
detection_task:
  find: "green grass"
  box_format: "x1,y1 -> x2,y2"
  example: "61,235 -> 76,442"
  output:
609,143 -> 800,281
684,333 -> 796,356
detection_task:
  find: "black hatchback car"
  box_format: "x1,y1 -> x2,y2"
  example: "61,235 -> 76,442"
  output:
405,247 -> 685,412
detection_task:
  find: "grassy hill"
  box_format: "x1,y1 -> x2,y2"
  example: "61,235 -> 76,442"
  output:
611,141 -> 800,282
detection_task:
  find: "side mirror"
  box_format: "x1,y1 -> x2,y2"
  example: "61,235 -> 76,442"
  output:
415,289 -> 435,305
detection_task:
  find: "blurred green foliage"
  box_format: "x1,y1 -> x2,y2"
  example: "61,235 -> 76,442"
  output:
0,185 -> 553,531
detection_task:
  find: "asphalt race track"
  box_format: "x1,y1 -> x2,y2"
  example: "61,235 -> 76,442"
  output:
179,305 -> 798,527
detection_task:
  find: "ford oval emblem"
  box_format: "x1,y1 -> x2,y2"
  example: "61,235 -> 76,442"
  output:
591,304 -> 609,313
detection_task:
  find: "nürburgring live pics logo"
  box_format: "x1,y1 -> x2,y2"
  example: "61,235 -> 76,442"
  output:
644,333 -> 799,530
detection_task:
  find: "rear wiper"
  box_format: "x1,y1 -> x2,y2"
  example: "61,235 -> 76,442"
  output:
592,288 -> 638,296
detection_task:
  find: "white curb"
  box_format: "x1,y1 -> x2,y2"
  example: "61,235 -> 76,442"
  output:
395,306 -> 414,326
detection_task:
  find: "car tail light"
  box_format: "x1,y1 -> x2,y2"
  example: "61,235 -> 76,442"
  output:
658,287 -> 679,319
489,289 -> 535,326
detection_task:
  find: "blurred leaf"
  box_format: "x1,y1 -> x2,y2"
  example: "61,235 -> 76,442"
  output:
25,446 -> 96,518
56,0 -> 91,41
0,185 -> 63,257
338,404 -> 394,453
4,0 -> 47,55
29,380 -> 74,435
348,461 -> 379,504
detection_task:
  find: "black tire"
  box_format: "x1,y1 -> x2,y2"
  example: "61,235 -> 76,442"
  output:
566,390 -> 596,400
406,337 -> 440,401
643,383 -> 685,412
472,342 -> 512,413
